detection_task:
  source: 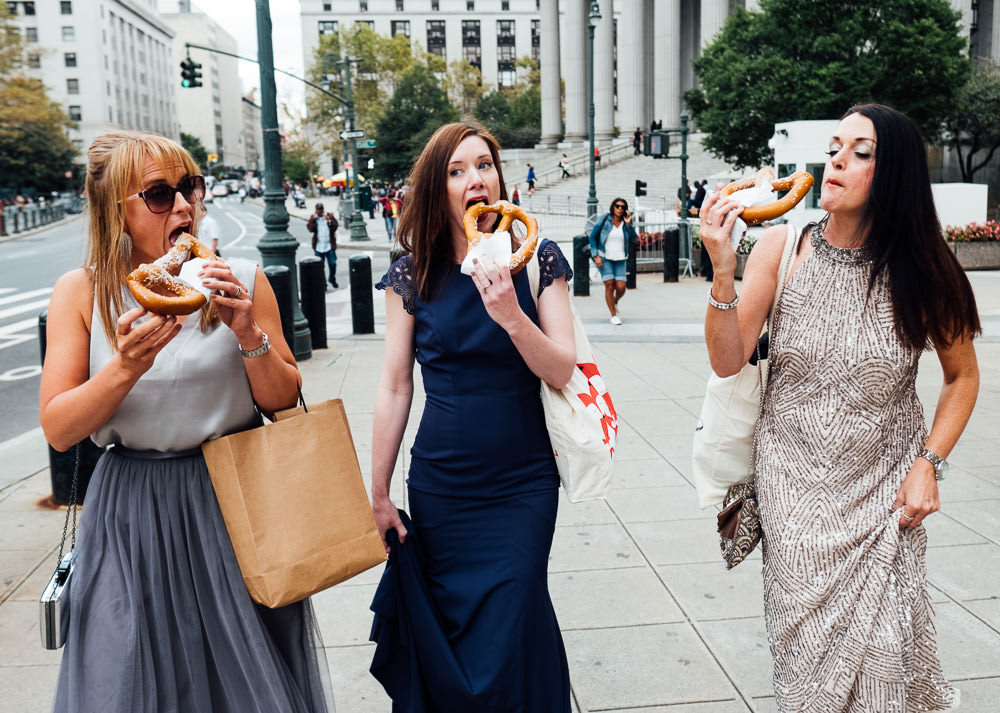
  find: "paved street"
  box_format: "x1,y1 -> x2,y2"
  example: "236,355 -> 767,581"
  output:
1,236 -> 998,710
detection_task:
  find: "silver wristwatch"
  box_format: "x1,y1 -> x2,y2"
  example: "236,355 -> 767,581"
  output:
239,332 -> 270,359
918,448 -> 948,481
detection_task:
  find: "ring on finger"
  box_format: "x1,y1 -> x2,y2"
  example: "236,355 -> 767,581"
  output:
234,285 -> 243,298
705,220 -> 713,226
902,512 -> 915,522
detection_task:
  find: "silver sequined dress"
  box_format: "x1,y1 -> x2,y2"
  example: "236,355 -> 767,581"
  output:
756,224 -> 958,712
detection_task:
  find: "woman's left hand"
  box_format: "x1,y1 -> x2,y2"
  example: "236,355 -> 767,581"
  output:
199,260 -> 254,334
892,458 -> 940,528
470,257 -> 523,331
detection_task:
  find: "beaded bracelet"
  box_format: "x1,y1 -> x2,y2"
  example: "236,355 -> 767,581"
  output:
707,289 -> 739,310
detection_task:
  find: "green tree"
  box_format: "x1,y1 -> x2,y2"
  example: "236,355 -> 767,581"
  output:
473,57 -> 541,148
945,58 -> 1000,182
374,63 -> 458,182
445,59 -> 487,119
180,132 -> 208,169
684,0 -> 971,170
0,6 -> 78,192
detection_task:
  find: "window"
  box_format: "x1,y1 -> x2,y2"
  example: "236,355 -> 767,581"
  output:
357,20 -> 374,30
27,52 -> 40,68
497,44 -> 515,70
318,21 -> 337,37
323,2 -> 331,8
359,0 -> 367,10
426,20 -> 446,57
62,26 -> 75,41
462,45 -> 481,71
26,27 -> 38,42
67,78 -> 79,94
466,0 -> 474,9
68,105 -> 81,121
497,19 -> 515,46
391,20 -> 410,38
395,0 -> 404,9
431,0 -> 439,9
462,20 -> 479,46
531,19 -> 540,62
805,164 -> 824,209
502,0 -> 509,9
64,52 -> 77,67
23,1 -> 35,14
498,70 -> 515,88
60,1 -> 71,14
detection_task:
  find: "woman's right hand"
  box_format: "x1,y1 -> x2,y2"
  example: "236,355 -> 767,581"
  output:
372,495 -> 407,553
115,306 -> 181,377
698,191 -> 744,275
593,256 -> 604,269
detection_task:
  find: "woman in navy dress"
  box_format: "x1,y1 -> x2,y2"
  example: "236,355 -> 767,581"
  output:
370,122 -> 576,711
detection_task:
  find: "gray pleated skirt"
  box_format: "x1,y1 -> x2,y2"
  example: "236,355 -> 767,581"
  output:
51,446 -> 335,713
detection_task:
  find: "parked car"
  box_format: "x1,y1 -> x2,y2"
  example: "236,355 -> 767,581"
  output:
211,184 -> 229,198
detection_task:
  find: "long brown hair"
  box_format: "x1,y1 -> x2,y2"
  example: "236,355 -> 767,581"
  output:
396,122 -> 509,302
85,132 -> 217,348
842,104 -> 980,349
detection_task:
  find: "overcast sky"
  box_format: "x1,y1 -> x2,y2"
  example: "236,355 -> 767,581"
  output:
189,0 -> 306,110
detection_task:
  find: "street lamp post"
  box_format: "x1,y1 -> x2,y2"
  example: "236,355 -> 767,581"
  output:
323,55 -> 369,241
586,1 -> 602,219
254,0 -> 311,360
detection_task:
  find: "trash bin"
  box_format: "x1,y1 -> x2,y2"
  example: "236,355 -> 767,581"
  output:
357,184 -> 373,213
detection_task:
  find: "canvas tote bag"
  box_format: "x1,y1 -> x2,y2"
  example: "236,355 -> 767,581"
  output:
202,398 -> 386,608
692,224 -> 798,509
526,249 -> 618,502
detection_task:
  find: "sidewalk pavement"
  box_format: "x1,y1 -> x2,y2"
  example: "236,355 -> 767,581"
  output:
2,264 -> 998,712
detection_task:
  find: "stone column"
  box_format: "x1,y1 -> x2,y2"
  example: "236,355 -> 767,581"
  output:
653,0 -> 681,126
616,0 -> 645,134
700,0 -> 728,48
539,0 -> 562,145
993,0 -> 1000,62
593,0 -> 615,141
562,0 -> 588,142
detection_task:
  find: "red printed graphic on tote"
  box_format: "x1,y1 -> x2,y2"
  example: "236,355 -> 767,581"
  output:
576,362 -> 618,455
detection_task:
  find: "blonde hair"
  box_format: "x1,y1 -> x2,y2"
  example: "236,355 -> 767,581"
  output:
85,132 -> 216,348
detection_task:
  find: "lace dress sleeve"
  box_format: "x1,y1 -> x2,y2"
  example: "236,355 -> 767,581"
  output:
537,239 -> 574,297
375,255 -> 416,315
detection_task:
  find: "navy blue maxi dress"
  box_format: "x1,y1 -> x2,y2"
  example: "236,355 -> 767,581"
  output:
371,240 -> 573,713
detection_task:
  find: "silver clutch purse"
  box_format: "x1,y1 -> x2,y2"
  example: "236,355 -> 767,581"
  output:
40,552 -> 75,649
39,444 -> 82,650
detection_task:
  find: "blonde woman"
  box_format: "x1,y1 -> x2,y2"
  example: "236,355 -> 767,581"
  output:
40,132 -> 333,713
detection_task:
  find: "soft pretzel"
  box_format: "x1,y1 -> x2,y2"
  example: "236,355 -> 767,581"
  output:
126,233 -> 217,315
463,200 -> 539,275
721,168 -> 814,225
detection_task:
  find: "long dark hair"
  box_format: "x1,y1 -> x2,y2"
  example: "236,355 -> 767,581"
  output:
845,103 -> 980,350
396,121 -> 508,301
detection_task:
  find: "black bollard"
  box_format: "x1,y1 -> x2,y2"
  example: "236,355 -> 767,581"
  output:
39,310 -> 102,504
663,226 -> 679,283
264,265 -> 307,360
349,254 -> 375,335
572,234 -> 591,297
626,239 -> 637,290
299,257 -> 327,350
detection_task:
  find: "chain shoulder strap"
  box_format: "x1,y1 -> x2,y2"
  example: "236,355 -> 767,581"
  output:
55,443 -> 81,563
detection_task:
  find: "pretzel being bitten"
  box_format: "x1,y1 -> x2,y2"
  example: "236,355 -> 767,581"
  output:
126,233 -> 217,315
721,168 -> 814,225
463,200 -> 539,275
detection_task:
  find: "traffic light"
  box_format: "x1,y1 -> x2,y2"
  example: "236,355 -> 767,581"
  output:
180,57 -> 203,88
635,179 -> 647,197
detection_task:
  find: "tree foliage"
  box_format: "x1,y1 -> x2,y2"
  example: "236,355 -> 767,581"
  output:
684,0 -> 971,170
473,57 -> 541,149
0,5 -> 78,192
945,58 -> 1000,182
373,63 -> 459,183
444,59 -> 488,118
180,132 -> 208,169
306,24 -> 420,172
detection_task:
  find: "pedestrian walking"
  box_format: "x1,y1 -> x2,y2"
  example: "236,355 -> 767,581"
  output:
195,200 -> 222,256
526,163 -> 536,195
370,121 -> 575,712
701,103 -> 980,712
589,197 -> 637,325
511,184 -> 521,205
307,202 -> 339,289
40,131 -> 333,713
594,145 -> 601,167
381,192 -> 398,242
632,127 -> 642,155
559,153 -> 570,179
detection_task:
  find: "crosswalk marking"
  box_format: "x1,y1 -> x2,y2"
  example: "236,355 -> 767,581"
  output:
0,289 -> 52,353
0,287 -> 52,307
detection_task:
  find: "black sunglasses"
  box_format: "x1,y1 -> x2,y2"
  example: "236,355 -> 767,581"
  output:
613,203 -> 626,209
129,175 -> 206,214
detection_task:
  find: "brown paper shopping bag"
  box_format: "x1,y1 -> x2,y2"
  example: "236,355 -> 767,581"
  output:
202,399 -> 386,608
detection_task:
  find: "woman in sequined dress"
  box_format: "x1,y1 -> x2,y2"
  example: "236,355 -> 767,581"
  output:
368,122 -> 575,711
699,104 -> 980,712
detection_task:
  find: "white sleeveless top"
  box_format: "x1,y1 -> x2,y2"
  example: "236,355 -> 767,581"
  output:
90,257 -> 261,452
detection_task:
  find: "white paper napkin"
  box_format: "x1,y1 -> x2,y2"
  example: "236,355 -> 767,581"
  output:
460,230 -> 512,276
178,257 -> 212,300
